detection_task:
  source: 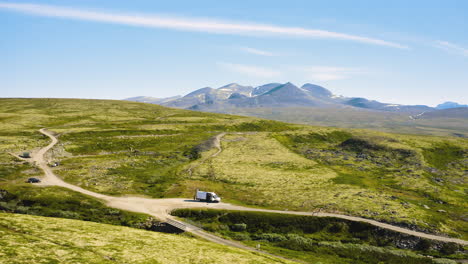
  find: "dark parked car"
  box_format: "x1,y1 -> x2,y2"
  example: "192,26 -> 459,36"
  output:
26,178 -> 41,183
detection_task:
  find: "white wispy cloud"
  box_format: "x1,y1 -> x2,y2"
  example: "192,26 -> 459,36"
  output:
218,62 -> 281,78
240,47 -> 276,56
435,41 -> 468,57
0,2 -> 408,49
300,66 -> 364,81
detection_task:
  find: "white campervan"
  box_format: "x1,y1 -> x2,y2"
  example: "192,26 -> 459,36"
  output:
195,190 -> 221,203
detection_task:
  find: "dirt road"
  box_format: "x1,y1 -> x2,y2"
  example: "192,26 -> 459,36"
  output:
34,128 -> 468,247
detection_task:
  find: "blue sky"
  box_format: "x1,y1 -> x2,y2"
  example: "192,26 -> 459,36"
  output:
1,0 -> 467,106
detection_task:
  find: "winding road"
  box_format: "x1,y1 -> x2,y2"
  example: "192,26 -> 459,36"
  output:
32,128 -> 467,251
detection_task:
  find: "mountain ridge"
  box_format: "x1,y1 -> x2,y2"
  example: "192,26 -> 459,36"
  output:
436,101 -> 468,110
126,82 -> 465,114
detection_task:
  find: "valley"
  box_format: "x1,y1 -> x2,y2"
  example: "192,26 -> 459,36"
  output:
127,83 -> 468,137
0,98 -> 466,263
3,1 -> 467,263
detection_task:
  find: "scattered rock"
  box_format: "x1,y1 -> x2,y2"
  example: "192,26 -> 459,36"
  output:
0,189 -> 10,200
426,167 -> 439,174
356,153 -> 368,159
437,209 -> 447,213
423,205 -> 430,209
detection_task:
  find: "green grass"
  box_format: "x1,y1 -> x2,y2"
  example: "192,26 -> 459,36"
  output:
275,130 -> 467,232
0,185 -> 158,230
188,130 -> 467,238
0,98 -> 296,198
0,98 -> 466,241
173,209 -> 464,264
422,143 -> 465,169
0,213 -> 293,264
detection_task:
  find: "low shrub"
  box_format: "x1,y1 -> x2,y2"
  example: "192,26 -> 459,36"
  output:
172,208 -> 461,258
327,222 -> 349,233
230,223 -> 247,232
231,120 -> 295,132
252,233 -> 287,242
232,233 -> 251,241
416,239 -> 434,251
440,243 -> 460,255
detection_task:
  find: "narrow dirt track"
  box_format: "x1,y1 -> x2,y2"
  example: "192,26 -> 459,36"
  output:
33,129 -> 467,248
186,132 -> 226,177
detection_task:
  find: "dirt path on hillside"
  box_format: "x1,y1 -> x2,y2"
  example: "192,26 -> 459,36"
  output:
32,129 -> 468,247
186,132 -> 226,176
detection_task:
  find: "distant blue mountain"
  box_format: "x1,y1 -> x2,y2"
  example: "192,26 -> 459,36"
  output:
126,82 -> 446,114
436,102 -> 468,110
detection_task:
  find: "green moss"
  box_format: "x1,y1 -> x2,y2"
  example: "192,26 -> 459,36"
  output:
339,137 -> 385,152
273,130 -> 468,238
331,172 -> 366,187
422,143 -> 465,169
277,131 -> 352,145
0,213 -> 291,264
230,120 -> 297,132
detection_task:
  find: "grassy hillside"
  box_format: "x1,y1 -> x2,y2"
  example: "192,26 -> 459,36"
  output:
0,98 -> 292,196
0,98 -> 466,240
0,213 -> 292,264
189,131 -> 467,239
0,185 -> 161,230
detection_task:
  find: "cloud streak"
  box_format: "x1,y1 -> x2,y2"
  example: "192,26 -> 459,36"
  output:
300,66 -> 364,81
218,62 -> 280,78
0,2 -> 407,49
240,47 -> 276,56
435,41 -> 468,57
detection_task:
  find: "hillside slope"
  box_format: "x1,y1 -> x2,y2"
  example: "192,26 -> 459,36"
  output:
220,107 -> 468,137
0,98 -> 466,240
0,213 -> 292,264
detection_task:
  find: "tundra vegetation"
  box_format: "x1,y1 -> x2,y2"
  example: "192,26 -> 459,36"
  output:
220,107 -> 468,137
0,213 -> 292,264
0,186 -> 160,230
172,208 -> 466,263
0,98 -> 466,262
190,131 -> 467,239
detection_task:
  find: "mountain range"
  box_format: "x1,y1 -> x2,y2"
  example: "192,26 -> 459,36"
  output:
435,101 -> 468,109
126,82 -> 467,116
